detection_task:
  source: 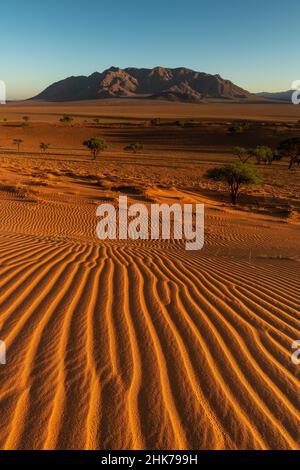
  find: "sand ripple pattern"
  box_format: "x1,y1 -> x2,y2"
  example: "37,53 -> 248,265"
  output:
0,233 -> 299,450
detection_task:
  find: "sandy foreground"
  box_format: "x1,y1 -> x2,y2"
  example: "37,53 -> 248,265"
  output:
0,101 -> 299,450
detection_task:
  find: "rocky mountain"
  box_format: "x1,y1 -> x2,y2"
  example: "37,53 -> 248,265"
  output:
33,66 -> 253,103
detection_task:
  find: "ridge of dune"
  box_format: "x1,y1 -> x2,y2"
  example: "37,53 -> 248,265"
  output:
0,204 -> 299,448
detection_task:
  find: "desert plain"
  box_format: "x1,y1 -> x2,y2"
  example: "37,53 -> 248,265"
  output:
0,99 -> 299,450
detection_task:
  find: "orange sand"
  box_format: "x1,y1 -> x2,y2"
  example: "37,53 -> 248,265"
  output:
0,101 -> 299,449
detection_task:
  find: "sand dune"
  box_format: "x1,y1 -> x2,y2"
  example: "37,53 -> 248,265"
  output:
0,195 -> 299,449
0,242 -> 299,449
0,110 -> 299,450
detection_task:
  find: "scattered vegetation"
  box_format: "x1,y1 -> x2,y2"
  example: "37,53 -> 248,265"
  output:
205,162 -> 262,205
233,146 -> 278,165
151,118 -> 161,126
59,115 -> 73,124
228,122 -> 249,135
124,143 -> 144,153
113,185 -> 145,195
83,137 -> 108,160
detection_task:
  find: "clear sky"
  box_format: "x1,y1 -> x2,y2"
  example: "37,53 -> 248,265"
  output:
1,0 -> 299,99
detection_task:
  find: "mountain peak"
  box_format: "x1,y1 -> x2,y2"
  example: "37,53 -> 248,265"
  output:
33,66 -> 252,102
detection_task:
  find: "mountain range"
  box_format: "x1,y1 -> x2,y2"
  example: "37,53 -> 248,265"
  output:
256,90 -> 293,102
32,66 -> 255,103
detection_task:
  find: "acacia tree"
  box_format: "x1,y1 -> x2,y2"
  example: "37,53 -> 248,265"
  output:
251,146 -> 275,165
278,138 -> 300,169
124,143 -> 144,153
40,142 -> 50,153
13,138 -> 23,152
22,116 -> 30,125
233,147 -> 253,163
83,138 -> 108,160
205,162 -> 262,205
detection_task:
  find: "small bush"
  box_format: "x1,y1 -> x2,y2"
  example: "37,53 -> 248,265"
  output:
124,143 -> 143,153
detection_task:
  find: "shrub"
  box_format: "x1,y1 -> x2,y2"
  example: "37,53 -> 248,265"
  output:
228,122 -> 249,135
59,115 -> 73,124
124,143 -> 143,153
151,118 -> 161,126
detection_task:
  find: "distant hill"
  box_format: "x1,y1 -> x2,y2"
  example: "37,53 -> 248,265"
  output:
256,90 -> 293,102
32,66 -> 255,103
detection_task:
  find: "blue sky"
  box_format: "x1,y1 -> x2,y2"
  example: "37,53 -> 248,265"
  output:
1,0 -> 299,99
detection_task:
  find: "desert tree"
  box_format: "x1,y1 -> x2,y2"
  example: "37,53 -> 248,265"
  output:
233,147 -> 253,163
13,138 -> 23,152
83,137 -> 108,160
205,162 -> 262,205
277,138 -> 300,169
40,142 -> 50,153
22,116 -> 30,125
124,143 -> 144,153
